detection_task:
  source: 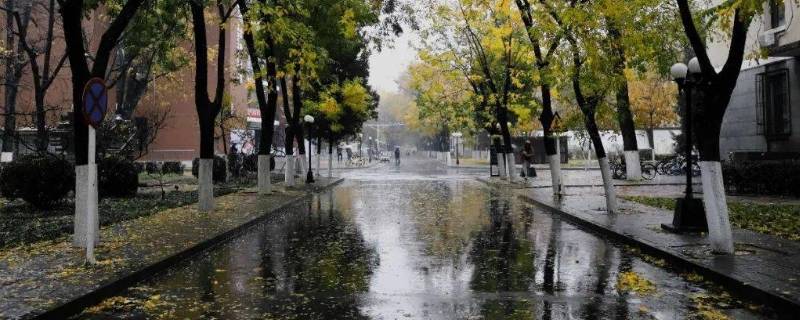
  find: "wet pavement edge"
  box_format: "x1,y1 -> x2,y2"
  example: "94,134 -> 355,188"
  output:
474,178 -> 800,317
32,178 -> 345,320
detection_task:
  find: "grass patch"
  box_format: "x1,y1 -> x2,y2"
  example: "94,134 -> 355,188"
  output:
624,196 -> 800,241
0,178 -> 255,249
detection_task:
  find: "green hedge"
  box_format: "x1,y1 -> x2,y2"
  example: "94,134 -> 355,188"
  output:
192,156 -> 227,183
0,155 -> 74,209
723,161 -> 800,197
98,156 -> 139,198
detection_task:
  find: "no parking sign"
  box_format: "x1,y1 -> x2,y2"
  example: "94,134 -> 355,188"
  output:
82,77 -> 107,128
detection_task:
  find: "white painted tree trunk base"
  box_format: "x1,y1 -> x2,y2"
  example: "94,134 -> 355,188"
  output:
315,152 -> 321,177
700,161 -> 735,254
257,155 -> 272,195
295,154 -> 306,175
285,155 -> 295,186
598,157 -> 618,213
497,153 -> 507,178
548,154 -> 564,196
624,150 -> 642,180
328,151 -> 333,178
506,153 -> 516,182
73,164 -> 100,247
198,159 -> 214,212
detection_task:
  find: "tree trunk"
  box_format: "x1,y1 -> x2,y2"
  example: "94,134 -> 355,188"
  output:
61,0 -> 146,248
607,21 -> 640,180
291,75 -> 305,156
239,0 -> 277,194
190,1 -> 226,211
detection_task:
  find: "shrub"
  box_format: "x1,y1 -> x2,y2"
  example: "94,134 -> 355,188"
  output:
228,153 -> 243,178
192,156 -> 227,183
0,155 -> 74,209
98,156 -> 139,198
723,161 -> 800,197
145,162 -> 159,174
161,161 -> 184,175
242,154 -> 275,172
133,162 -> 144,174
243,154 -> 258,172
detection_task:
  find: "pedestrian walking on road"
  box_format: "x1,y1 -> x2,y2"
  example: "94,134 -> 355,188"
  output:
394,146 -> 401,166
337,145 -> 343,162
521,141 -> 536,179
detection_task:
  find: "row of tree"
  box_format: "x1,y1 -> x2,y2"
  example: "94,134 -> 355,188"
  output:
406,0 -> 768,254
0,0 -> 407,250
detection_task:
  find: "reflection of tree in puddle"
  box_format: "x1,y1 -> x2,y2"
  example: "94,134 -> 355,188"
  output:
468,190 -> 536,319
75,195 -> 377,320
408,181 -> 489,262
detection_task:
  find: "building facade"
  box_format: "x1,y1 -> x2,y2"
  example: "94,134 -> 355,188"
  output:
715,0 -> 800,159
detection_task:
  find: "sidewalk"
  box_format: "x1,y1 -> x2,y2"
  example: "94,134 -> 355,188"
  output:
0,177 -> 343,319
479,178 -> 800,314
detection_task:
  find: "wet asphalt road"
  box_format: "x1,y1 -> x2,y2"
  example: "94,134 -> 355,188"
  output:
76,157 -> 774,319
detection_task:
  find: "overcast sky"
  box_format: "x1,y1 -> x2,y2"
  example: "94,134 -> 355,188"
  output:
367,31 -> 418,94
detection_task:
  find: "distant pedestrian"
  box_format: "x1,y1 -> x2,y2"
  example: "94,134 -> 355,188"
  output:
521,141 -> 536,179
394,146 -> 401,165
337,145 -> 343,162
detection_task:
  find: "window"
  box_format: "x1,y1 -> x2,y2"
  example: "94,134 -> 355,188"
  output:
756,69 -> 792,139
770,0 -> 786,29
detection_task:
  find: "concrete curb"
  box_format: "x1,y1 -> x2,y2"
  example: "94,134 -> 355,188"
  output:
33,178 -> 345,320
512,192 -> 800,316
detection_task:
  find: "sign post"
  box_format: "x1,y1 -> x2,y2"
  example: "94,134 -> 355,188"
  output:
81,78 -> 107,263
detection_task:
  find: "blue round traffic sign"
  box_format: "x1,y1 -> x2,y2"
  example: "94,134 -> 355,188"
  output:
82,77 -> 108,128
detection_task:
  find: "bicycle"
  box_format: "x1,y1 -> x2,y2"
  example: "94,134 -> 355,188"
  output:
610,156 -> 656,180
656,155 -> 700,176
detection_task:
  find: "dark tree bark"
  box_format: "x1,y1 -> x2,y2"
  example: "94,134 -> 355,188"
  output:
11,0 -> 66,152
291,74 -> 305,155
607,21 -> 639,152
239,0 -> 278,156
516,0 -> 560,156
677,0 -> 749,161
280,76 -> 294,156
60,0 -> 146,165
189,0 -> 227,159
1,0 -> 31,153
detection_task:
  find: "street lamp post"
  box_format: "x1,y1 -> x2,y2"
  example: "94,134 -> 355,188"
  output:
452,132 -> 462,165
662,58 -> 707,233
304,115 -> 315,184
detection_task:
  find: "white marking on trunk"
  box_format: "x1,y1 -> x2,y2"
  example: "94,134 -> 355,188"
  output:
548,154 -> 564,196
328,151 -> 333,178
506,153 -> 516,182
624,150 -> 642,180
257,155 -> 271,194
198,158 -> 214,212
285,155 -> 295,186
315,150 -> 321,177
599,157 -> 618,213
699,161 -> 735,254
497,153 -> 507,178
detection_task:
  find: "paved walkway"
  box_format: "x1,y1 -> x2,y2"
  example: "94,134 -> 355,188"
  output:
479,178 -> 800,313
0,177 -> 342,319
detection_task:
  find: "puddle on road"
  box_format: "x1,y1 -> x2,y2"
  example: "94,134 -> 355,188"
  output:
75,164 -> 774,319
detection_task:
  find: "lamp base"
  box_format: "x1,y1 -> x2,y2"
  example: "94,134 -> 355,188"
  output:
306,170 -> 315,184
661,197 -> 708,233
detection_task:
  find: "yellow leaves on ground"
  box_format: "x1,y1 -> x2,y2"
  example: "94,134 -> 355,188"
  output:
616,271 -> 656,295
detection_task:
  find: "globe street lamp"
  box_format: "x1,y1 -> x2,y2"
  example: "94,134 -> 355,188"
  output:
304,115 -> 315,183
662,58 -> 707,233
